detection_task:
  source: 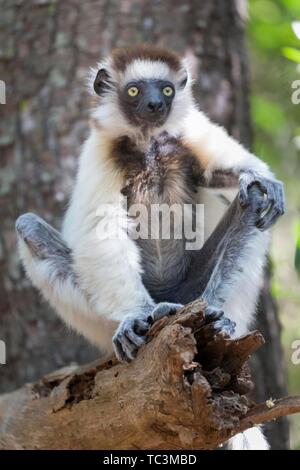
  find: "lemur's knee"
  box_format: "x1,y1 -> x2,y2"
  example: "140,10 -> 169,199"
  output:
16,213 -> 71,260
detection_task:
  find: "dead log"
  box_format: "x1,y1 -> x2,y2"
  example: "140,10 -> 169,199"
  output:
0,299 -> 299,450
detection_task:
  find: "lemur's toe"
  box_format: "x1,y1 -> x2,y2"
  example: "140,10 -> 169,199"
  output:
113,317 -> 148,362
204,306 -> 224,322
150,302 -> 183,323
214,317 -> 236,336
203,306 -> 236,338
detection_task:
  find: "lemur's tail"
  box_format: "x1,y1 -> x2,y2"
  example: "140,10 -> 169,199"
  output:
227,427 -> 269,450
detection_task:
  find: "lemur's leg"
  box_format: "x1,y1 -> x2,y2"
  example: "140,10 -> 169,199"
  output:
168,183 -> 269,336
16,213 -> 181,358
15,213 -> 119,352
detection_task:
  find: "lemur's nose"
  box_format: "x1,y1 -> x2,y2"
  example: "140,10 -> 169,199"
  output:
147,100 -> 163,112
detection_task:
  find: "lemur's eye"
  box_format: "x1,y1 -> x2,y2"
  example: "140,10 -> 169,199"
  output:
127,86 -> 139,97
163,86 -> 174,97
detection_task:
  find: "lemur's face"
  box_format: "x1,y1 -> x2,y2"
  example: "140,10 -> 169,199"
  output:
91,46 -> 191,133
119,79 -> 175,128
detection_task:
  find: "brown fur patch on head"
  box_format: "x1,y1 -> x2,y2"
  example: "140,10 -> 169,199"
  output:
111,45 -> 182,73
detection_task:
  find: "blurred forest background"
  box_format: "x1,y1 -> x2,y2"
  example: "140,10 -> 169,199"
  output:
248,0 -> 300,448
0,0 -> 299,449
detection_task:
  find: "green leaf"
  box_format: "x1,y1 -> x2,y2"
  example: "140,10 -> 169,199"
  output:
282,47 -> 300,62
250,0 -> 282,24
295,246 -> 300,276
294,219 -> 300,276
281,0 -> 300,16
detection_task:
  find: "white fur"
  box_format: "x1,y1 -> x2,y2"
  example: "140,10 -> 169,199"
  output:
18,130 -> 154,354
227,427 -> 269,450
223,230 -> 270,336
123,60 -> 173,83
90,58 -> 194,144
18,237 -> 118,353
62,129 -> 154,323
19,53 -> 274,448
181,107 -> 273,180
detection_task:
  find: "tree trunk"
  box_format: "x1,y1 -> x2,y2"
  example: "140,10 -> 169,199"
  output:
0,0 -> 288,448
0,300 -> 298,450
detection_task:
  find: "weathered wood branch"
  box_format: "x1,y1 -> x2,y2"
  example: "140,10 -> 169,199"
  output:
0,300 -> 299,450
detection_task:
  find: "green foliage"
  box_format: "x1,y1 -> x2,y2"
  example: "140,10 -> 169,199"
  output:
250,0 -> 300,51
249,0 -> 300,448
282,46 -> 300,62
294,219 -> 300,276
251,95 -> 286,132
248,0 -> 300,188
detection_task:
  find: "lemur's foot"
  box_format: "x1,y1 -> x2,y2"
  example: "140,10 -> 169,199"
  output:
112,315 -> 149,362
149,302 -> 183,323
239,171 -> 285,230
205,306 -> 236,336
16,213 -> 70,259
113,302 -> 182,362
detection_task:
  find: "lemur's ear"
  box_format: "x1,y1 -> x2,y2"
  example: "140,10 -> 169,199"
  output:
94,68 -> 112,96
178,69 -> 188,89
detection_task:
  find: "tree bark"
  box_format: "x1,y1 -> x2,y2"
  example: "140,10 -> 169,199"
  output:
0,300 -> 298,450
0,0 -> 289,448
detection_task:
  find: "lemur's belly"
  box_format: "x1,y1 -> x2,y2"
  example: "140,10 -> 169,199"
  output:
136,225 -> 192,298
129,194 -> 199,298
113,133 -> 201,298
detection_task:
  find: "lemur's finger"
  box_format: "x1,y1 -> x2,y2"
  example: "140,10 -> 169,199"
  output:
256,206 -> 281,231
150,302 -> 182,323
134,319 -> 150,335
214,317 -> 236,336
256,180 -> 285,230
239,182 -> 250,207
113,338 -> 127,362
113,320 -> 138,362
117,334 -> 136,362
204,306 -> 224,322
262,181 -> 276,208
274,181 -> 286,215
124,328 -> 147,348
253,191 -> 269,214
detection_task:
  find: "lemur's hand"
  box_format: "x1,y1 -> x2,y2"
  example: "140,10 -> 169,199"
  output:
112,302 -> 182,362
239,170 -> 285,230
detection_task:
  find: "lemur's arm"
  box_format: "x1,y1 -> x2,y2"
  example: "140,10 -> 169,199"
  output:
182,108 -> 285,229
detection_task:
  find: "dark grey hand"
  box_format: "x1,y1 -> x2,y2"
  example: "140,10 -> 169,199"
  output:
112,302 -> 182,362
239,170 -> 285,230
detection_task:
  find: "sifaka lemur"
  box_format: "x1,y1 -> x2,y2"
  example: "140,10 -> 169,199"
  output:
16,45 -> 285,450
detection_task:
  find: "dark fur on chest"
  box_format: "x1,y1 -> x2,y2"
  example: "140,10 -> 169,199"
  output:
110,132 -> 202,298
110,132 -> 201,206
